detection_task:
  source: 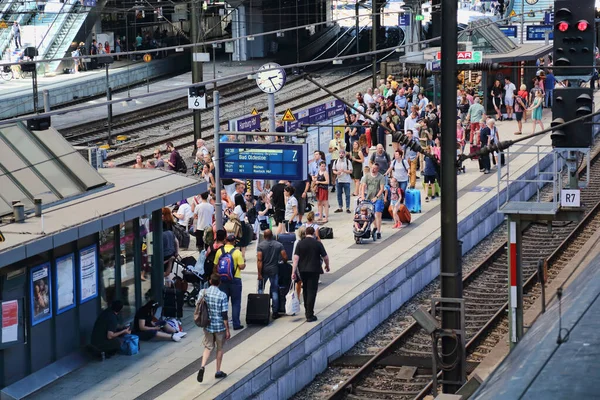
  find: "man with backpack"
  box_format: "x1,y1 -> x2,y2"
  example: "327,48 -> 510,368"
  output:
333,150 -> 353,213
370,144 -> 391,180
197,273 -> 230,383
165,141 -> 187,173
214,233 -> 246,330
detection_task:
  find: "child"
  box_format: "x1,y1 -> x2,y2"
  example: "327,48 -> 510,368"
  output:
354,206 -> 369,232
389,178 -> 404,229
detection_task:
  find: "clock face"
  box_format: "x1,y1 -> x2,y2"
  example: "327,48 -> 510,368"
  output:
525,0 -> 538,5
256,63 -> 286,93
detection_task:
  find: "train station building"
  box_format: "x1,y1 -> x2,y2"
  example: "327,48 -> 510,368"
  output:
0,123 -> 206,395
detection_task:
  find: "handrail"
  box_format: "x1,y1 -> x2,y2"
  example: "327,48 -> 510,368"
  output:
338,24 -> 369,57
311,24 -> 355,61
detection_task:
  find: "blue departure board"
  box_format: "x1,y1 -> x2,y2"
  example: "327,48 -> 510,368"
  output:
219,143 -> 308,181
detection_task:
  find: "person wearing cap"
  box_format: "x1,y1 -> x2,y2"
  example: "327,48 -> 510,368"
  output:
213,233 -> 246,330
90,300 -> 131,357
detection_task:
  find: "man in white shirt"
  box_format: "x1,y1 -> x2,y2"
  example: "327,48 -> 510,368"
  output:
504,77 -> 517,121
404,107 -> 418,134
194,192 -> 214,249
417,93 -> 429,115
363,88 -> 375,106
196,139 -> 209,159
174,199 -> 193,229
332,150 -> 353,213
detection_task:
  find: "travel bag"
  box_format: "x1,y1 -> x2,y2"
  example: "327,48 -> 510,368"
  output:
388,204 -> 412,224
405,188 -> 422,213
246,281 -> 271,325
276,233 -> 296,260
120,334 -> 139,356
319,226 -> 334,239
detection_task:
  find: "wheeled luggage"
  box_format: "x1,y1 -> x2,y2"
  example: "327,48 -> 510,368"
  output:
276,233 -> 296,260
405,188 -> 422,213
246,281 -> 271,325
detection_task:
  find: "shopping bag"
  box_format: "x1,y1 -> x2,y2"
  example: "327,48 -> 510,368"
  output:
285,282 -> 300,316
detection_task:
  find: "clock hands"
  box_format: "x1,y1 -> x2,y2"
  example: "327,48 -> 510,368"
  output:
268,76 -> 278,90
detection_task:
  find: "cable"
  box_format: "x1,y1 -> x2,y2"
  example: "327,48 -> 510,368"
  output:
432,329 -> 461,371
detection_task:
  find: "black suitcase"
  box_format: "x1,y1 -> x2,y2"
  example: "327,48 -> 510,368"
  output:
246,281 -> 271,325
278,286 -> 288,313
278,262 -> 292,289
276,233 -> 296,260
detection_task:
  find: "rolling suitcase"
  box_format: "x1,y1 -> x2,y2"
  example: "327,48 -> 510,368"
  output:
276,233 -> 296,260
277,262 -> 293,313
405,188 -> 422,213
246,281 -> 271,325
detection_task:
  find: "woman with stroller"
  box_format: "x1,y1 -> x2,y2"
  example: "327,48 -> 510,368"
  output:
313,161 -> 330,223
132,300 -> 186,342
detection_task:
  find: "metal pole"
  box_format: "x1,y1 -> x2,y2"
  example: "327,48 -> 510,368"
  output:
371,0 -> 377,89
214,90 -> 223,230
107,87 -> 113,145
440,0 -> 464,393
537,259 -> 546,314
408,10 -> 413,53
507,217 -> 524,349
43,90 -> 50,112
296,1 -> 300,65
213,44 -> 217,89
32,66 -> 38,113
268,92 -> 276,133
567,151 -> 578,189
191,0 -> 203,156
520,0 -> 524,45
355,2 -> 360,58
146,63 -> 149,93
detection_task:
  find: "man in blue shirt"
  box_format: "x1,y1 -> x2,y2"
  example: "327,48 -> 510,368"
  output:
197,273 -> 230,383
395,90 -> 407,111
544,71 -> 555,108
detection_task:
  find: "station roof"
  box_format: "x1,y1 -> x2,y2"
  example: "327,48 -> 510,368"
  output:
0,168 -> 207,268
0,124 -> 107,217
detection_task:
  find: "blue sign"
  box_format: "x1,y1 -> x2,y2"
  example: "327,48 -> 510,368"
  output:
544,12 -> 554,25
499,25 -> 517,38
526,25 -> 553,41
82,0 -> 97,6
287,99 -> 345,131
228,114 -> 261,132
398,14 -> 410,27
219,143 -> 308,181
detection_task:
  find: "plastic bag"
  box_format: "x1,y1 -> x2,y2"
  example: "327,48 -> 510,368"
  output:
285,282 -> 300,316
119,334 -> 139,356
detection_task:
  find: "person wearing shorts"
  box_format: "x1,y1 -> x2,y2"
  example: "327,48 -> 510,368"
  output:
197,274 -> 230,383
359,163 -> 385,240
423,148 -> 438,202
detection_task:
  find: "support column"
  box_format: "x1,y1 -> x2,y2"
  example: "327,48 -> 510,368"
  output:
507,217 -> 524,349
151,210 -> 164,304
371,0 -> 378,89
440,0 -> 464,393
233,6 -> 247,61
191,0 -> 203,153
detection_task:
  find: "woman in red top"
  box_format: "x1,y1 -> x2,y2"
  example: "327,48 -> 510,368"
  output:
517,84 -> 529,123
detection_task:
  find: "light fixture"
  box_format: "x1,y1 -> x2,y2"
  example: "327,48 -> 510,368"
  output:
332,59 -> 343,65
276,32 -> 284,37
247,36 -> 255,41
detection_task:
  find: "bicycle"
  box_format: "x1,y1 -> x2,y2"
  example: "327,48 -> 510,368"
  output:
0,65 -> 13,81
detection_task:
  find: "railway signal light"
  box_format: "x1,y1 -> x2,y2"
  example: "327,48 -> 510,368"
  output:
553,0 -> 596,78
551,88 -> 594,148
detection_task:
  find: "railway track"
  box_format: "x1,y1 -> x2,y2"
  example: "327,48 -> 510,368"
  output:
314,143 -> 600,400
100,70 -> 372,166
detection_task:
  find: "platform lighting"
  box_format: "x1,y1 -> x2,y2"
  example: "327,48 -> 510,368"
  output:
332,59 -> 343,64
276,32 -> 284,37
247,36 -> 255,41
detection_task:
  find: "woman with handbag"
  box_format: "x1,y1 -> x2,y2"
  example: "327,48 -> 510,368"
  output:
314,161 -> 330,223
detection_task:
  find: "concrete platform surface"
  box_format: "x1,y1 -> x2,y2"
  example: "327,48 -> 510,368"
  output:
20,108 -> 565,400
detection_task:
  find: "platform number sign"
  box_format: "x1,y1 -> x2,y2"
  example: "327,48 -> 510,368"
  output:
561,189 -> 580,208
188,87 -> 207,110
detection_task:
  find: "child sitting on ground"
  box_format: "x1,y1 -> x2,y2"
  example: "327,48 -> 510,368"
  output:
389,177 -> 405,229
354,206 -> 369,232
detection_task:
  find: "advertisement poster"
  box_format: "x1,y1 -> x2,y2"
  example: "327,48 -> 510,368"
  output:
2,300 -> 18,343
31,263 -> 52,325
55,254 -> 75,314
79,245 -> 98,303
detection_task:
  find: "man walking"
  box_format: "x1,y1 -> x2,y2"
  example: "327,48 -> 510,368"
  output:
328,130 -> 344,193
360,163 -> 386,240
466,97 -> 485,143
478,119 -> 495,174
13,22 -> 22,49
257,229 -> 288,319
292,227 -> 329,322
333,150 -> 353,213
504,77 -> 516,120
403,130 -> 419,188
197,274 -> 230,383
214,234 -> 246,330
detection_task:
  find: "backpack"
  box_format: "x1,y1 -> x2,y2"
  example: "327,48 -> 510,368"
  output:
370,151 -> 390,166
194,290 -> 210,328
393,159 -> 409,174
173,151 -> 188,173
216,247 -> 237,282
224,214 -> 242,239
119,334 -> 139,356
203,226 -> 214,247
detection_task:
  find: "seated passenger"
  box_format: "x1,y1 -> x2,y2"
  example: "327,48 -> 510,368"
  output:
90,300 -> 130,357
354,206 -> 369,232
133,300 -> 186,342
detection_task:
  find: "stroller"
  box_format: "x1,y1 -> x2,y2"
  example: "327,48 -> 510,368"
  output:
456,140 -> 466,175
173,255 -> 206,307
353,200 -> 376,244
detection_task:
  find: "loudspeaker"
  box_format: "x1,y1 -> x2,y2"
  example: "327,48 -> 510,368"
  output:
27,116 -> 51,131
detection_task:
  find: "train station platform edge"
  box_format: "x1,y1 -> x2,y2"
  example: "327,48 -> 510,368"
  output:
22,111 -> 565,400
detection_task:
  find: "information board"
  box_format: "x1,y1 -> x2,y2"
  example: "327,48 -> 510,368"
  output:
499,26 -> 517,38
219,143 -> 308,181
526,25 -> 553,41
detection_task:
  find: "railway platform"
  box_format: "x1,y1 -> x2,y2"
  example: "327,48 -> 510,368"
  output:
23,111 -> 564,400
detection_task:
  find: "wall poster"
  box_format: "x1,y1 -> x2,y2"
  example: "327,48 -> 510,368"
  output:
2,300 -> 18,343
79,245 -> 98,304
55,253 -> 76,314
31,263 -> 52,325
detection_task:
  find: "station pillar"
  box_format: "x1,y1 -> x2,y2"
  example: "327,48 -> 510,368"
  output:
232,6 -> 248,61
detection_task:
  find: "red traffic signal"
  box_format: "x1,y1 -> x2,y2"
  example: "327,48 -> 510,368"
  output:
577,20 -> 589,31
557,21 -> 569,32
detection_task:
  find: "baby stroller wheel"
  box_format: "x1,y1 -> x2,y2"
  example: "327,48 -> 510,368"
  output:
355,237 -> 361,244
187,294 -> 197,307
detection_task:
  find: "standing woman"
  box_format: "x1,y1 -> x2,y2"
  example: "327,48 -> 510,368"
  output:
115,38 -> 122,60
314,161 -> 330,223
350,141 -> 364,196
528,90 -> 544,134
162,207 -> 176,231
201,164 -> 215,191
283,186 -> 298,233
490,80 -> 503,120
104,41 -> 111,54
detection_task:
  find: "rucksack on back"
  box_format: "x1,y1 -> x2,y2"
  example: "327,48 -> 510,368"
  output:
216,247 -> 237,282
224,215 -> 242,239
203,226 -> 214,247
174,151 -> 188,173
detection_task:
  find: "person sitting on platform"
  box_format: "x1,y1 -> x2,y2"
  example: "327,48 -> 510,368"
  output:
90,300 -> 130,357
132,300 -> 186,342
